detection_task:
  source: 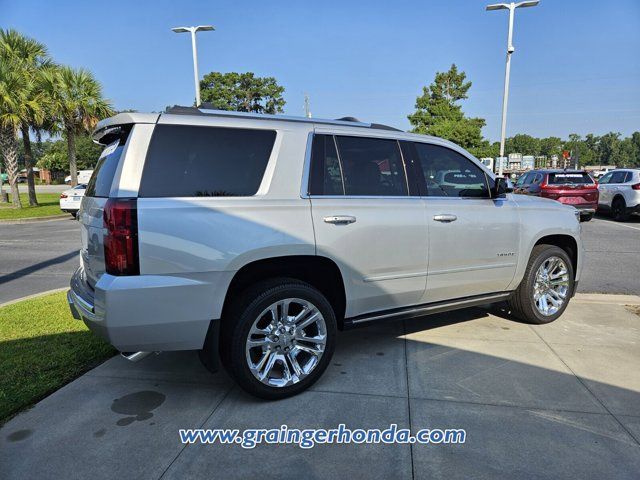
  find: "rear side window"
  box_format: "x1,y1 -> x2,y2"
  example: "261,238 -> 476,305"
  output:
139,125 -> 276,197
335,136 -> 408,196
548,172 -> 594,185
413,143 -> 489,198
309,135 -> 344,195
308,135 -> 408,196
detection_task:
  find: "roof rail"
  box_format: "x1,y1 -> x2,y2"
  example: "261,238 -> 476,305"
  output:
164,105 -> 402,132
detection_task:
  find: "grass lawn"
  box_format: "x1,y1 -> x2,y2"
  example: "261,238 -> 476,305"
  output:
0,192 -> 65,220
0,292 -> 115,423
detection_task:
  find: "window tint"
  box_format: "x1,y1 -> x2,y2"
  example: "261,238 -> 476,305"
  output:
413,143 -> 489,198
548,172 -> 594,185
332,136 -> 408,196
139,125 -> 276,197
309,135 -> 344,195
609,171 -> 627,184
85,142 -> 125,198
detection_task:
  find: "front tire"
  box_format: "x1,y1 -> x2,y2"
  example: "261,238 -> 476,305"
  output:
508,245 -> 574,324
221,278 -> 336,399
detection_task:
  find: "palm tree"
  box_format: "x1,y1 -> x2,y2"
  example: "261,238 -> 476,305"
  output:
40,66 -> 113,185
0,29 -> 51,206
0,58 -> 39,208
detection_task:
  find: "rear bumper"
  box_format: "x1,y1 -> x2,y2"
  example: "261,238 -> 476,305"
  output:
68,267 -> 232,352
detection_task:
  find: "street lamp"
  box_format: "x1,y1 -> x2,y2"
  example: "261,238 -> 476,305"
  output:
171,25 -> 215,107
486,1 -> 539,176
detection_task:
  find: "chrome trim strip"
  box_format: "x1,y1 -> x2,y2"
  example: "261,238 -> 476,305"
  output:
349,292 -> 512,325
428,263 -> 517,276
363,271 -> 428,282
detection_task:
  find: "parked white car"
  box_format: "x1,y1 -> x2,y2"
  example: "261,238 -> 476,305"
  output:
59,184 -> 86,217
597,169 -> 640,221
65,170 -> 93,184
68,108 -> 583,399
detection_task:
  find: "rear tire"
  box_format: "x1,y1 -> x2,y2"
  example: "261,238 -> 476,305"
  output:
508,245 -> 574,324
220,278 -> 336,399
611,197 -> 630,221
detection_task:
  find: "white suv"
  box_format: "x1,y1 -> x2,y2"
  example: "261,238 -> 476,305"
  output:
68,106 -> 584,399
597,169 -> 640,221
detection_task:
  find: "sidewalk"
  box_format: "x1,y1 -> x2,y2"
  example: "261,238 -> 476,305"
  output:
2,295 -> 639,479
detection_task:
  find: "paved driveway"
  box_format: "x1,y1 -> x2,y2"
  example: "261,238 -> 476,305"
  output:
0,218 -> 79,304
2,295 -> 639,479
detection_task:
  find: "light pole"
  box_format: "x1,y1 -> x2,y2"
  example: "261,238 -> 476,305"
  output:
171,25 -> 214,107
486,1 -> 539,176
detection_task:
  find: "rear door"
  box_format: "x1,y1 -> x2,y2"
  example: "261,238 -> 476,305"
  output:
308,133 -> 428,317
410,142 -> 519,303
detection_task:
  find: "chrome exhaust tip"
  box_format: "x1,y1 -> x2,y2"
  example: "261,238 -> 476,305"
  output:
120,351 -> 152,363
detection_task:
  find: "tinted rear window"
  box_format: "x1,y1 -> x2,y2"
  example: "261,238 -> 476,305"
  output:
85,143 -> 125,198
139,124 -> 276,197
548,172 -> 594,185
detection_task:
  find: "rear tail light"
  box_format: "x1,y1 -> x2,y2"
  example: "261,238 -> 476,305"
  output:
103,198 -> 139,276
60,193 -> 68,199
632,183 -> 640,190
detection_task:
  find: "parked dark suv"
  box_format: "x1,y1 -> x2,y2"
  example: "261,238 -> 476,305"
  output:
514,169 -> 598,221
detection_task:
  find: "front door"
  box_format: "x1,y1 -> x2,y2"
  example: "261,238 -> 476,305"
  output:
308,133 -> 428,318
410,142 -> 520,303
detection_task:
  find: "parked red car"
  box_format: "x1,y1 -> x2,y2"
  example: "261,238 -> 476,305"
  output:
514,169 -> 598,221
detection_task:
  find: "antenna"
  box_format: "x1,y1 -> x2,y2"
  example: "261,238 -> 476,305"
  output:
304,93 -> 311,118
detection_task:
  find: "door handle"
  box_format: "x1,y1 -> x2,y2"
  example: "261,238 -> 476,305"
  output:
433,214 -> 457,223
324,215 -> 356,225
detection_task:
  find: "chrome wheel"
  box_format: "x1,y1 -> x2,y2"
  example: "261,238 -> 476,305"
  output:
245,298 -> 327,388
533,256 -> 570,316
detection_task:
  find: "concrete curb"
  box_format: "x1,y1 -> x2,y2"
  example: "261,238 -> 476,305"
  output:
574,293 -> 640,305
0,214 -> 70,224
0,288 -> 68,309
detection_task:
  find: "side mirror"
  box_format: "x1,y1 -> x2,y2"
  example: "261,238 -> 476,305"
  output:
492,177 -> 513,198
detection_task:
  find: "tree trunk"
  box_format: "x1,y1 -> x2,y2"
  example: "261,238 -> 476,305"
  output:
21,124 -> 38,206
0,162 -> 7,203
0,125 -> 22,208
66,128 -> 78,186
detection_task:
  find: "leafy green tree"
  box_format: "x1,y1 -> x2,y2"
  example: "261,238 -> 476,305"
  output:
0,29 -> 52,206
408,64 -> 487,150
597,132 -> 621,166
200,72 -> 285,114
505,134 -> 539,155
538,137 -> 562,159
38,135 -> 102,171
39,66 -> 113,185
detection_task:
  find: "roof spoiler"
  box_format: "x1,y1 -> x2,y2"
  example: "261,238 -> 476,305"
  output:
92,112 -> 160,145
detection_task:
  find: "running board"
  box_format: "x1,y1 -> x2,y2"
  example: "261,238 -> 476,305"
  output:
343,292 -> 512,328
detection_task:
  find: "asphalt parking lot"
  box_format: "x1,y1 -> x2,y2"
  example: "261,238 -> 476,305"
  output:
1,294 -> 639,479
1,213 -> 638,305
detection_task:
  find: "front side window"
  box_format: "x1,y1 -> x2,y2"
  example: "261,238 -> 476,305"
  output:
413,143 -> 490,198
598,172 -> 612,184
335,136 -> 408,196
139,125 -> 276,197
515,173 -> 530,186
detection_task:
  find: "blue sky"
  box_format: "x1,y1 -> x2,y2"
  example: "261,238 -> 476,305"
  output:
3,0 -> 639,141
